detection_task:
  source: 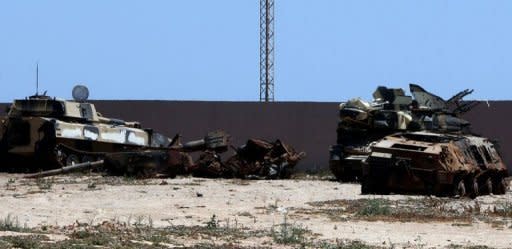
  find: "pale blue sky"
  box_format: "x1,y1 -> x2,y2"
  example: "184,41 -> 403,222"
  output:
0,1 -> 511,102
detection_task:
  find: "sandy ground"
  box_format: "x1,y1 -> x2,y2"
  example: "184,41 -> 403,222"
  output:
0,174 -> 511,248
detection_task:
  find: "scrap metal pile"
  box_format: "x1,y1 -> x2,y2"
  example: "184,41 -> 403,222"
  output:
191,139 -> 306,179
0,86 -> 305,179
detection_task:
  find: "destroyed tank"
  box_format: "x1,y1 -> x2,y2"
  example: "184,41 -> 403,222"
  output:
329,86 -> 413,181
0,85 -> 173,171
329,84 -> 498,183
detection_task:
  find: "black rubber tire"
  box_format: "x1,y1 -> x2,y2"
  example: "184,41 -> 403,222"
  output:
340,169 -> 356,182
485,178 -> 493,195
425,183 -> 434,196
494,177 -> 508,195
470,178 -> 479,199
454,180 -> 466,197
361,177 -> 375,194
56,151 -> 67,166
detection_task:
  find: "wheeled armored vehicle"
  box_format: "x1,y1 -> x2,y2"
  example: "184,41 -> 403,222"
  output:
362,131 -> 508,197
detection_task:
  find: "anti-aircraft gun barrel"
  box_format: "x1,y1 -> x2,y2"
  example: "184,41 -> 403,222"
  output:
446,88 -> 480,114
447,89 -> 474,105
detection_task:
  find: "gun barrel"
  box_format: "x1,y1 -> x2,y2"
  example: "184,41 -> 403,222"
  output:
181,131 -> 230,152
24,160 -> 104,178
182,139 -> 207,152
447,89 -> 474,104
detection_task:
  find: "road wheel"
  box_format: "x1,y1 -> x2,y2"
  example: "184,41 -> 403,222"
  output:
454,180 -> 466,197
56,150 -> 67,166
470,178 -> 479,199
494,177 -> 508,195
425,183 -> 434,196
485,178 -> 493,195
361,177 -> 375,194
66,154 -> 80,166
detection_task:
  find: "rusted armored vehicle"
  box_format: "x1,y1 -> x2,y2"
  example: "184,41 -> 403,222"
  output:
0,86 -> 228,175
362,131 -> 508,197
223,139 -> 306,179
329,84 -> 480,182
189,138 -> 306,179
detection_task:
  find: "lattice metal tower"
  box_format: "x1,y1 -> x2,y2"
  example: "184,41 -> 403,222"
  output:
259,0 -> 275,102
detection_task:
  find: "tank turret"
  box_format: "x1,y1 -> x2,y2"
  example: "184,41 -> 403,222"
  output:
8,95 -> 100,122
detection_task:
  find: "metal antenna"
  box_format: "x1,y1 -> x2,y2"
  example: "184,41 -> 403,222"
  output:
36,62 -> 39,95
259,0 -> 275,102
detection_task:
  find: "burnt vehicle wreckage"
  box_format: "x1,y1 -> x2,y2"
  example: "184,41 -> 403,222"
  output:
191,139 -> 306,179
0,84 -> 507,197
0,86 -> 305,179
329,84 -> 509,197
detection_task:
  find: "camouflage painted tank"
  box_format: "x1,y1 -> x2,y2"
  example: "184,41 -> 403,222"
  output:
0,86 -> 172,171
362,131 -> 508,197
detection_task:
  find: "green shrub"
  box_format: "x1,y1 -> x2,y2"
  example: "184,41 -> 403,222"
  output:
357,199 -> 391,216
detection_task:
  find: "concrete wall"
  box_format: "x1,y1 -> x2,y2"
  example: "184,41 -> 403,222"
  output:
90,101 -> 337,171
1,100 -> 511,172
462,101 -> 512,172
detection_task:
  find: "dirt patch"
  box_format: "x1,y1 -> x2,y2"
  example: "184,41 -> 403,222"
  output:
0,174 -> 511,248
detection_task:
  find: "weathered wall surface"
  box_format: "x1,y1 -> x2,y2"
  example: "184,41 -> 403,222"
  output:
1,101 -> 511,172
89,101 -> 337,171
463,101 -> 512,172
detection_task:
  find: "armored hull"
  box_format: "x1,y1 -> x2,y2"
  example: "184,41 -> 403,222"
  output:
0,93 -> 171,171
362,131 -> 508,197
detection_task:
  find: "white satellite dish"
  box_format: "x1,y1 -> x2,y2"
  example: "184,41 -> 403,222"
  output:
72,85 -> 89,102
